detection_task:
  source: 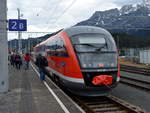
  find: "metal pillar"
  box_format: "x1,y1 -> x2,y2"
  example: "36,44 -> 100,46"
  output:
28,38 -> 30,52
17,8 -> 22,53
0,0 -> 9,92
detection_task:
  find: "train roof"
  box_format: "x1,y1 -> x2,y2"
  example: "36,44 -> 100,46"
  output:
63,26 -> 112,38
34,39 -> 47,48
34,26 -> 115,48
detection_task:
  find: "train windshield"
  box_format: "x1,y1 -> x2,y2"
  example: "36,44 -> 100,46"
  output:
71,34 -> 106,44
71,34 -> 115,52
78,36 -> 106,44
71,34 -> 117,69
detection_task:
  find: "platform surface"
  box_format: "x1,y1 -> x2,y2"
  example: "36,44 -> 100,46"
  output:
0,64 -> 84,113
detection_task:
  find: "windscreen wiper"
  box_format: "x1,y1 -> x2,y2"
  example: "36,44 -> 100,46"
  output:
74,44 -> 106,52
80,44 -> 99,48
95,44 -> 106,51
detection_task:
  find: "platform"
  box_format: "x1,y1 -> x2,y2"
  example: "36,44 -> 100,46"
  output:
0,64 -> 85,113
119,58 -> 149,68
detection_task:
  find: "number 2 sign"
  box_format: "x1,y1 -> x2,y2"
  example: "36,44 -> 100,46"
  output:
8,19 -> 27,31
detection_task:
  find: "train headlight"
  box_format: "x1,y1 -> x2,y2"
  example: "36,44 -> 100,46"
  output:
83,64 -> 87,68
111,63 -> 115,67
88,64 -> 92,67
82,63 -> 93,68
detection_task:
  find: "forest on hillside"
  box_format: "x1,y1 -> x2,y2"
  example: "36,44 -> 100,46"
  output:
112,33 -> 150,49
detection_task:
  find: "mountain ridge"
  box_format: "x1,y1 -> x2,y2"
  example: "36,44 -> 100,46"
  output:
76,0 -> 150,38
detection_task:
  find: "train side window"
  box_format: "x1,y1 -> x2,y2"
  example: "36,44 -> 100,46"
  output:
62,39 -> 69,57
46,39 -> 56,56
46,37 -> 69,57
56,38 -> 69,57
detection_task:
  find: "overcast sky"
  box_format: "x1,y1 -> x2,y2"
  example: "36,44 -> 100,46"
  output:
7,0 -> 142,40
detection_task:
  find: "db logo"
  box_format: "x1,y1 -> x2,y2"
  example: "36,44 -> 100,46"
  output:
98,64 -> 104,67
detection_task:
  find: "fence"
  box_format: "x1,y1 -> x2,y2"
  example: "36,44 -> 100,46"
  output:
120,48 -> 150,64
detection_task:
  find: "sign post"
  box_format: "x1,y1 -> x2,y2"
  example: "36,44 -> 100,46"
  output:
0,0 -> 8,92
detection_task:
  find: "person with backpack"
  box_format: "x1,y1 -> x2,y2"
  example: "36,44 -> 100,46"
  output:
24,53 -> 31,70
35,54 -> 48,81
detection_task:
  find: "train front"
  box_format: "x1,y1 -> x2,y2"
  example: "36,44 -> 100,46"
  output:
64,26 -> 120,96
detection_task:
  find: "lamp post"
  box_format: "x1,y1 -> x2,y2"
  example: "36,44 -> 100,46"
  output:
17,8 -> 23,53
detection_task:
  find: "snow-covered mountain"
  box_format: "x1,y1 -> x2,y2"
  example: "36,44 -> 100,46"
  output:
120,0 -> 150,15
142,0 -> 150,8
76,0 -> 150,38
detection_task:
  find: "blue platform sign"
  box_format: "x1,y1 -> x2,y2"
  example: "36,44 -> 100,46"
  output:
8,19 -> 27,31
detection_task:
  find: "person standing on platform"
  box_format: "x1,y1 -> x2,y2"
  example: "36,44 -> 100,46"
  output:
10,53 -> 15,67
35,54 -> 48,81
24,53 -> 31,70
14,53 -> 22,70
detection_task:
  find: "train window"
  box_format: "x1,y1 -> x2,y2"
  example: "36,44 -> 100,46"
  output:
46,39 -> 56,56
71,34 -> 109,52
35,47 -> 40,52
47,50 -> 56,56
79,36 -> 106,44
79,37 -> 106,44
37,45 -> 45,52
46,37 -> 69,57
55,38 -> 69,57
71,34 -> 106,44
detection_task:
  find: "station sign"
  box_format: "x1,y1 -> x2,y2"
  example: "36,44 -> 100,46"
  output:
8,19 -> 27,31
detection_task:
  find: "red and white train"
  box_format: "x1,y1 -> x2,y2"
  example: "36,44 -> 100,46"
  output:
34,26 -> 120,96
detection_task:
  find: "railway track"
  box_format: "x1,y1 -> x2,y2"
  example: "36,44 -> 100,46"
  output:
70,95 -> 146,113
120,76 -> 150,92
120,64 -> 150,76
120,64 -> 150,92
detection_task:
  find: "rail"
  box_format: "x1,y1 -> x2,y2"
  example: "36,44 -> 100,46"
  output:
120,76 -> 150,92
120,64 -> 150,76
70,95 -> 146,113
